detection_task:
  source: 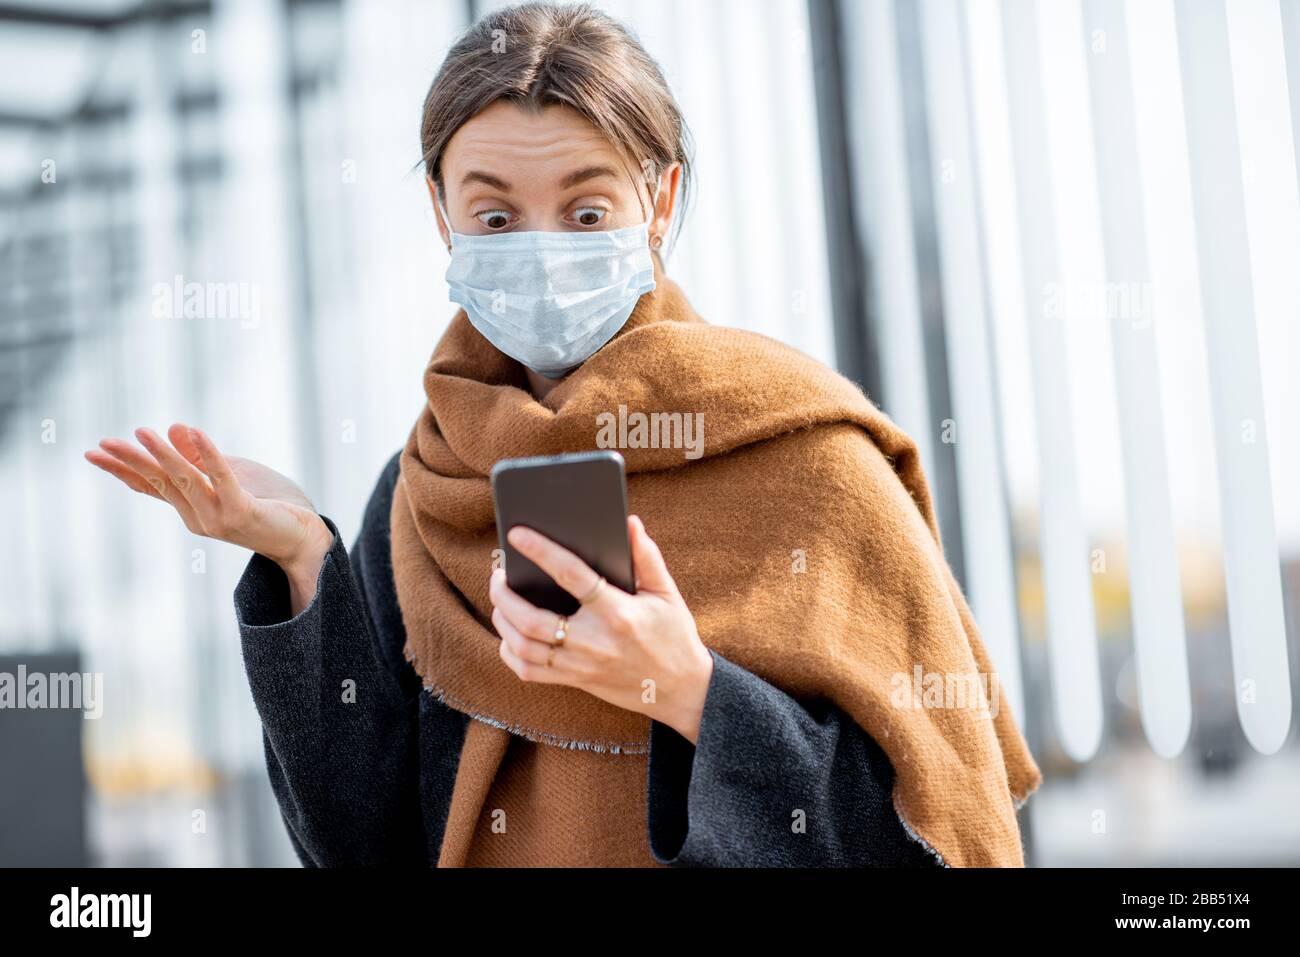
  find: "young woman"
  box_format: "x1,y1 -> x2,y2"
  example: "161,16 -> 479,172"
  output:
85,1 -> 1041,867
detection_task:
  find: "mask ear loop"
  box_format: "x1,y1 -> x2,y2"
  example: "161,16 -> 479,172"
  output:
647,177 -> 665,250
436,191 -> 453,253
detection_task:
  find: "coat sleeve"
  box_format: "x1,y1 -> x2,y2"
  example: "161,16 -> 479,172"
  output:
646,648 -> 944,867
233,454 -> 427,866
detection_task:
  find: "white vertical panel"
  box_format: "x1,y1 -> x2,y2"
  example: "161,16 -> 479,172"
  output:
1080,0 -> 1191,759
1038,2 -> 1130,544
211,0 -> 302,476
334,0 -> 461,538
674,0 -> 835,362
1284,0 -> 1300,202
1173,0 -> 1292,755
710,0 -> 790,345
964,0 -> 1040,524
1126,0 -> 1227,655
129,22 -> 196,756
916,0 -> 1027,729
998,0 -> 1103,763
1226,0 -> 1300,558
762,0 -> 837,358
839,0 -> 938,488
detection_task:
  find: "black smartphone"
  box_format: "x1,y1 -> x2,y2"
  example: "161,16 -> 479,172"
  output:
489,450 -> 636,615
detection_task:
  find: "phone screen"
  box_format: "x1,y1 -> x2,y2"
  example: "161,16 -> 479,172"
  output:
490,450 -> 636,614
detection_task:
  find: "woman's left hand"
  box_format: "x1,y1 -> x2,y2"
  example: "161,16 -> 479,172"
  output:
489,514 -> 714,745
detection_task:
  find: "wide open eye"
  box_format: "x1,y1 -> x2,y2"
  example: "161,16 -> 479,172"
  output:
570,206 -> 608,228
475,209 -> 515,230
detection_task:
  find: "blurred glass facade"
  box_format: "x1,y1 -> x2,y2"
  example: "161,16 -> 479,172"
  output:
0,0 -> 1296,867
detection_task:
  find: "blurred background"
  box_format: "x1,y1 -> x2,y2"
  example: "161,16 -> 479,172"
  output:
0,0 -> 1296,867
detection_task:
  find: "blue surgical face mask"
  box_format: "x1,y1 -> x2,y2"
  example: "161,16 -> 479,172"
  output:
439,197 -> 657,379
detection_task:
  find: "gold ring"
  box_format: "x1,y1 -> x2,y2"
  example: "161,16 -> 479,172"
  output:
553,614 -> 569,647
546,644 -> 556,668
578,576 -> 607,606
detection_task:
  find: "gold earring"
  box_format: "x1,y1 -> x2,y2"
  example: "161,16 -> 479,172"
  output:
650,234 -> 663,249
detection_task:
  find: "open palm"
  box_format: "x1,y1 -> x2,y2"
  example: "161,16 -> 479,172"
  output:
85,423 -> 329,572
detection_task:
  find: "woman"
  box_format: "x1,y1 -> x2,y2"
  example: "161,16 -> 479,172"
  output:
85,0 -> 1040,867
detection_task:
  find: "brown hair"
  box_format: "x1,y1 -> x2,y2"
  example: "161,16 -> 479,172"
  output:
419,0 -> 693,255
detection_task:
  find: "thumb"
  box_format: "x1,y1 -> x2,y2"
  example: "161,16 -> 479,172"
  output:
628,514 -> 677,596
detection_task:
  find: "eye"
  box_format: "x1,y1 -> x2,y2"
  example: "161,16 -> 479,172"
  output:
570,206 -> 608,228
474,209 -> 515,230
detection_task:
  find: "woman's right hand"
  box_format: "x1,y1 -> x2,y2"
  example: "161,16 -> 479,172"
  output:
85,423 -> 334,615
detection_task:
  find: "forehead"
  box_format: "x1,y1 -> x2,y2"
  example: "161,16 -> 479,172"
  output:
443,100 -> 634,189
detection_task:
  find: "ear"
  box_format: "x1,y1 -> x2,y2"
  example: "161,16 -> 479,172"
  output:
651,163 -> 680,247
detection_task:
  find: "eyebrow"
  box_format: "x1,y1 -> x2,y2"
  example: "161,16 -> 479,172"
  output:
458,164 -> 621,194
460,170 -> 512,192
557,164 -> 620,190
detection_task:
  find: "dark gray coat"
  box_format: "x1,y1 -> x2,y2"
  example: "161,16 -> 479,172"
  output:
233,452 -> 943,867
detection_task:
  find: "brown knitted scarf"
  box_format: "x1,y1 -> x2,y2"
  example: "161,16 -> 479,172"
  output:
389,255 -> 1042,867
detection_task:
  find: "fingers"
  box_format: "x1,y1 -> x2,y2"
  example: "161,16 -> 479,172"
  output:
488,566 -> 563,643
83,449 -> 164,500
496,625 -> 562,684
628,514 -> 676,595
95,436 -> 202,528
133,426 -> 217,518
491,605 -> 553,669
183,425 -> 242,509
90,425 -> 225,533
166,422 -> 205,470
505,525 -> 604,605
